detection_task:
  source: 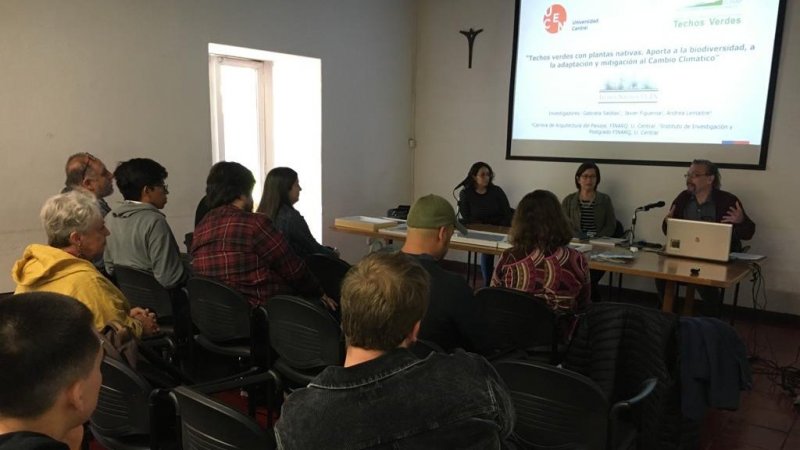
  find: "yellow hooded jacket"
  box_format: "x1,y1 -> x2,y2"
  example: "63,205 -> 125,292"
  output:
12,244 -> 142,337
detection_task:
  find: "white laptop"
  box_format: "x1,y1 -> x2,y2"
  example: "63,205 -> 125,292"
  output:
664,218 -> 732,262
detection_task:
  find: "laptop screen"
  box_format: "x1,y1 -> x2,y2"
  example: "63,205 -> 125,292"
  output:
665,219 -> 733,262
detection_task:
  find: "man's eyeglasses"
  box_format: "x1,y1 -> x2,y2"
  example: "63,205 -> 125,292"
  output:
79,153 -> 98,182
684,172 -> 711,179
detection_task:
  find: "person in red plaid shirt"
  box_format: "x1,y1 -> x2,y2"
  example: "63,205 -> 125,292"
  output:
191,162 -> 336,310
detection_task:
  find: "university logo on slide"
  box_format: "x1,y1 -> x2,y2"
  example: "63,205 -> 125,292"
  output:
543,4 -> 567,33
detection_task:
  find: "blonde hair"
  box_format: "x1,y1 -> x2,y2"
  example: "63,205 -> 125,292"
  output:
40,191 -> 102,248
341,252 -> 430,350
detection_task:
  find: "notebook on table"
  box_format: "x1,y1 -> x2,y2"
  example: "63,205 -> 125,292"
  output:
664,218 -> 732,262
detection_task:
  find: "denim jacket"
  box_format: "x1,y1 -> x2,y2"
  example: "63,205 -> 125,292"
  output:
275,348 -> 516,449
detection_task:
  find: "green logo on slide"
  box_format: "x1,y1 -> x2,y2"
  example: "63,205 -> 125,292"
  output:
687,0 -> 742,7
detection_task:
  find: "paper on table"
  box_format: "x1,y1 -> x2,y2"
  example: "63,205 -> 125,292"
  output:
729,252 -> 765,261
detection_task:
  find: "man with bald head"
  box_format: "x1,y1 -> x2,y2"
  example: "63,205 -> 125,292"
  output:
62,152 -> 115,217
401,194 -> 488,353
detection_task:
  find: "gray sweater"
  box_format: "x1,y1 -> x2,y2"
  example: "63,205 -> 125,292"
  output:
104,201 -> 189,288
562,191 -> 617,238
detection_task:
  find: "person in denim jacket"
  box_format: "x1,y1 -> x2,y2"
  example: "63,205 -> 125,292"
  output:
275,251 -> 515,449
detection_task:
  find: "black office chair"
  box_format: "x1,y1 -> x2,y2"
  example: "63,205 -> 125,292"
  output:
266,295 -> 344,390
171,384 -> 277,450
304,253 -> 351,302
113,265 -> 179,336
494,360 -> 657,450
564,302 -> 685,448
185,277 -> 273,412
475,287 -> 562,363
90,357 -> 175,450
183,232 -> 194,253
409,339 -> 445,359
186,276 -> 254,361
114,265 -> 192,347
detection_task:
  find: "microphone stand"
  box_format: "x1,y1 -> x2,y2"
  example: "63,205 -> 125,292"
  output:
629,209 -> 642,246
629,205 -> 665,249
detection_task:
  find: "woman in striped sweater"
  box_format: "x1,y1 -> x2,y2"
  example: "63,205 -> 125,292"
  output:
492,190 -> 591,314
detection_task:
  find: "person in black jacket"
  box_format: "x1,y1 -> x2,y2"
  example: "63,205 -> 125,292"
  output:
256,167 -> 337,259
457,162 -> 513,286
0,293 -> 103,450
401,194 -> 488,353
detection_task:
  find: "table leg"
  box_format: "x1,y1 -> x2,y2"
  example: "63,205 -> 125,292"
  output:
682,285 -> 696,316
467,251 -> 478,288
730,283 -> 741,326
466,251 -> 473,284
662,280 -> 677,313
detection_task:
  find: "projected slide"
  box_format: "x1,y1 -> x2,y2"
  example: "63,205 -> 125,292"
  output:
508,0 -> 784,167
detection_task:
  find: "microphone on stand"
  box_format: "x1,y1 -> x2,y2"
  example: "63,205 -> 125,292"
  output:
629,201 -> 666,246
635,201 -> 665,212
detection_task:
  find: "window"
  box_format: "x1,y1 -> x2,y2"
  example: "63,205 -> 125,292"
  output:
209,56 -> 272,199
208,44 -> 323,241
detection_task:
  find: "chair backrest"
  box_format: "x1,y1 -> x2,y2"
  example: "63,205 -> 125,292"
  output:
186,277 -> 251,342
91,356 -> 153,439
184,232 -> 194,253
266,295 -> 343,370
114,265 -> 173,319
494,360 -> 609,450
172,386 -> 275,450
304,253 -> 351,302
476,287 -> 557,353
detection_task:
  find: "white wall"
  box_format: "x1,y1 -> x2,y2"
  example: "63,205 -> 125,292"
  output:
414,0 -> 800,314
0,0 -> 416,291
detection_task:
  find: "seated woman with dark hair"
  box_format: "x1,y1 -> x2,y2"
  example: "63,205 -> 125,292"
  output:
192,162 -> 335,310
256,167 -> 337,259
491,190 -> 591,314
12,191 -> 159,337
562,161 -> 617,239
562,161 -> 617,301
457,162 -> 513,286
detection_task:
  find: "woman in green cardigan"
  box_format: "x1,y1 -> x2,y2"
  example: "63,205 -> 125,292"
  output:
562,162 -> 617,239
562,162 -> 618,301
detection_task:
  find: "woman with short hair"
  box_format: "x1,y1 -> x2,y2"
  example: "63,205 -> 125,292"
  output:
12,191 -> 158,337
561,162 -> 617,239
491,190 -> 591,313
257,167 -> 337,259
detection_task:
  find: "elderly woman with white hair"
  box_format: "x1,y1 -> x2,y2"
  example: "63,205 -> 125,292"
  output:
12,190 -> 158,337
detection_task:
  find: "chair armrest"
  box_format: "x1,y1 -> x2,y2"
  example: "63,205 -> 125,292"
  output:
611,377 -> 658,413
608,378 -> 657,450
190,368 -> 278,395
141,334 -> 177,352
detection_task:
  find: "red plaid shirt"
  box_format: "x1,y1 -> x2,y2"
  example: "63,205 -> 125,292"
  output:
191,205 -> 322,306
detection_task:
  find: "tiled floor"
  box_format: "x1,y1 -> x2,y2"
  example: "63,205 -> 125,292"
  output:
464,268 -> 800,449
699,321 -> 800,450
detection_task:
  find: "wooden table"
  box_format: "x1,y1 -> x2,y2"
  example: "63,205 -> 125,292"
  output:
332,224 -> 756,315
589,250 -> 753,315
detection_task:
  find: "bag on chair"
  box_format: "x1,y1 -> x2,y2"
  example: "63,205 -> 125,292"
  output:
100,320 -> 142,369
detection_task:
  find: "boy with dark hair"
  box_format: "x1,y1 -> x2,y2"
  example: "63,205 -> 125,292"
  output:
104,158 -> 188,289
276,252 -> 515,449
0,292 -> 103,450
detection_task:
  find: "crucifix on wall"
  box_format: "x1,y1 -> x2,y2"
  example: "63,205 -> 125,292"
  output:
459,27 -> 483,69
